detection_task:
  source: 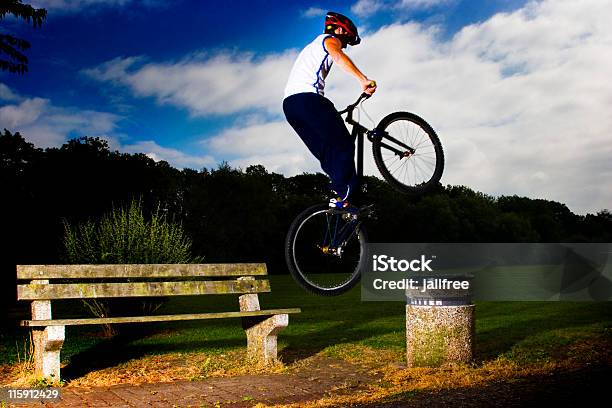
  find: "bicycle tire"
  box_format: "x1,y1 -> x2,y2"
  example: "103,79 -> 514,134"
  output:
372,111 -> 444,195
285,203 -> 367,296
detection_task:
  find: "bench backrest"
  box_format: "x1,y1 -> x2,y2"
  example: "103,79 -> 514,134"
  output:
17,263 -> 269,301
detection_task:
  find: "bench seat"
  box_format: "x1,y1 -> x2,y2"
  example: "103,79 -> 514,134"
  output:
21,308 -> 302,327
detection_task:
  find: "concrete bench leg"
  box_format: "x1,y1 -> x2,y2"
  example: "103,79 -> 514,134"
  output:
31,295 -> 65,381
239,287 -> 288,364
242,314 -> 288,364
32,326 -> 65,381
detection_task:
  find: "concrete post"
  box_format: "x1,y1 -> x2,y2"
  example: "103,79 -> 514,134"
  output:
405,275 -> 474,367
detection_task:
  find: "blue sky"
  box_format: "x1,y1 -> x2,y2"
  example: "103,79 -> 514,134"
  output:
1,0 -> 611,214
3,0 -> 526,150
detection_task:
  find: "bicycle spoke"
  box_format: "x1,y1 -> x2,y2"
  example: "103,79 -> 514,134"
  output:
375,115 -> 442,190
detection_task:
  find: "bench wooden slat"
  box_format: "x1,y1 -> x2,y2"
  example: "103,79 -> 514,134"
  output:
16,263 -> 268,279
20,308 -> 302,326
17,279 -> 270,300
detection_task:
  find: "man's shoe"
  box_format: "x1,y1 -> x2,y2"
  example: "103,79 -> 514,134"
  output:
329,198 -> 361,222
329,197 -> 350,209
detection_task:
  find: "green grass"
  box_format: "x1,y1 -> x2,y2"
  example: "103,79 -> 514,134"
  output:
1,275 -> 610,369
475,301 -> 612,363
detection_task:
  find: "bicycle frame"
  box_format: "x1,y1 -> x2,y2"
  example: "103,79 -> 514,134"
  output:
320,211 -> 360,256
338,94 -> 416,178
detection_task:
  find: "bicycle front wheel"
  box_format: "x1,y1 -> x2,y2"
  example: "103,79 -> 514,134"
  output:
372,112 -> 444,195
285,204 -> 367,296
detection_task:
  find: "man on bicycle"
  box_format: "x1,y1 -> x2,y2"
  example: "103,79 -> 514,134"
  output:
283,11 -> 377,210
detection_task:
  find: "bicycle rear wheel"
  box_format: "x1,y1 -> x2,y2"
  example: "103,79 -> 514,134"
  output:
372,112 -> 444,195
285,203 -> 367,296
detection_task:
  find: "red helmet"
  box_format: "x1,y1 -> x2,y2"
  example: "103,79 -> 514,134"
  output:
325,11 -> 361,46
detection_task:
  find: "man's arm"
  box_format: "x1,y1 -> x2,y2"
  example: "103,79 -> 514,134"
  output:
325,36 -> 376,94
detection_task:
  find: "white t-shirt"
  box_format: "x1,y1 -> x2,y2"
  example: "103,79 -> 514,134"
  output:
284,34 -> 334,98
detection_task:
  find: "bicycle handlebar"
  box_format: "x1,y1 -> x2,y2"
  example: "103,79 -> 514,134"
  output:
338,93 -> 370,116
337,80 -> 376,115
338,79 -> 376,121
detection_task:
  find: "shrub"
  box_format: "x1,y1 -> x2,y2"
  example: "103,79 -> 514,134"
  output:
63,199 -> 201,336
64,199 -> 196,264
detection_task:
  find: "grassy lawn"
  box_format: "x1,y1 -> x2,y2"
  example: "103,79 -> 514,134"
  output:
1,274 -> 610,392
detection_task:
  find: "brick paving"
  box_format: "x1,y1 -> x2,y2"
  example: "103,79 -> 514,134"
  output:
6,356 -> 376,407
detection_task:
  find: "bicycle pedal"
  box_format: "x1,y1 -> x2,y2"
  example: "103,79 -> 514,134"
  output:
342,212 -> 358,221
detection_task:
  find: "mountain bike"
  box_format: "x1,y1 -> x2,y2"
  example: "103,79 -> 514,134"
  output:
285,92 -> 445,296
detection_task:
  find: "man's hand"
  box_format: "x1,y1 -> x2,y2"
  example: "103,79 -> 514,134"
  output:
361,79 -> 377,95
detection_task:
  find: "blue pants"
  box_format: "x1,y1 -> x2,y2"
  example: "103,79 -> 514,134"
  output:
283,92 -> 358,200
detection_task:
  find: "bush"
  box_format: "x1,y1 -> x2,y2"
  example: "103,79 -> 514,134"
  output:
63,199 -> 201,335
64,199 -> 196,264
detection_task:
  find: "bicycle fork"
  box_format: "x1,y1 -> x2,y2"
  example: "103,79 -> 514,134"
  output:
368,129 -> 416,159
352,123 -> 416,179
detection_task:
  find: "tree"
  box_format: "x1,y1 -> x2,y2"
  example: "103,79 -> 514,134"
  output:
0,128 -> 42,177
0,0 -> 46,74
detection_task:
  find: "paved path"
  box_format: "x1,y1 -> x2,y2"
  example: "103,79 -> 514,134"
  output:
7,357 -> 376,407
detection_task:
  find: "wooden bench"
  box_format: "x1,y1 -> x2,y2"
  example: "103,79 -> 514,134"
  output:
16,263 -> 301,381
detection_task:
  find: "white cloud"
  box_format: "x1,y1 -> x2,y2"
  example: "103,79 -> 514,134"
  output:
0,83 -> 21,102
351,0 -> 450,17
398,0 -> 451,8
0,98 -> 47,129
205,120 -> 320,175
352,0 -> 385,17
84,56 -> 145,82
84,51 -> 297,117
303,7 -> 326,18
122,140 -> 215,170
0,89 -> 120,147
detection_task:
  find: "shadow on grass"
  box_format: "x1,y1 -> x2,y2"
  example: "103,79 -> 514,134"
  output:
60,324 -> 246,380
279,319 -> 404,363
474,302 -> 612,362
61,308 -> 401,379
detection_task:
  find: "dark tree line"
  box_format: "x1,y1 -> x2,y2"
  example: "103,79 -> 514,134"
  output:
1,129 -> 611,315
